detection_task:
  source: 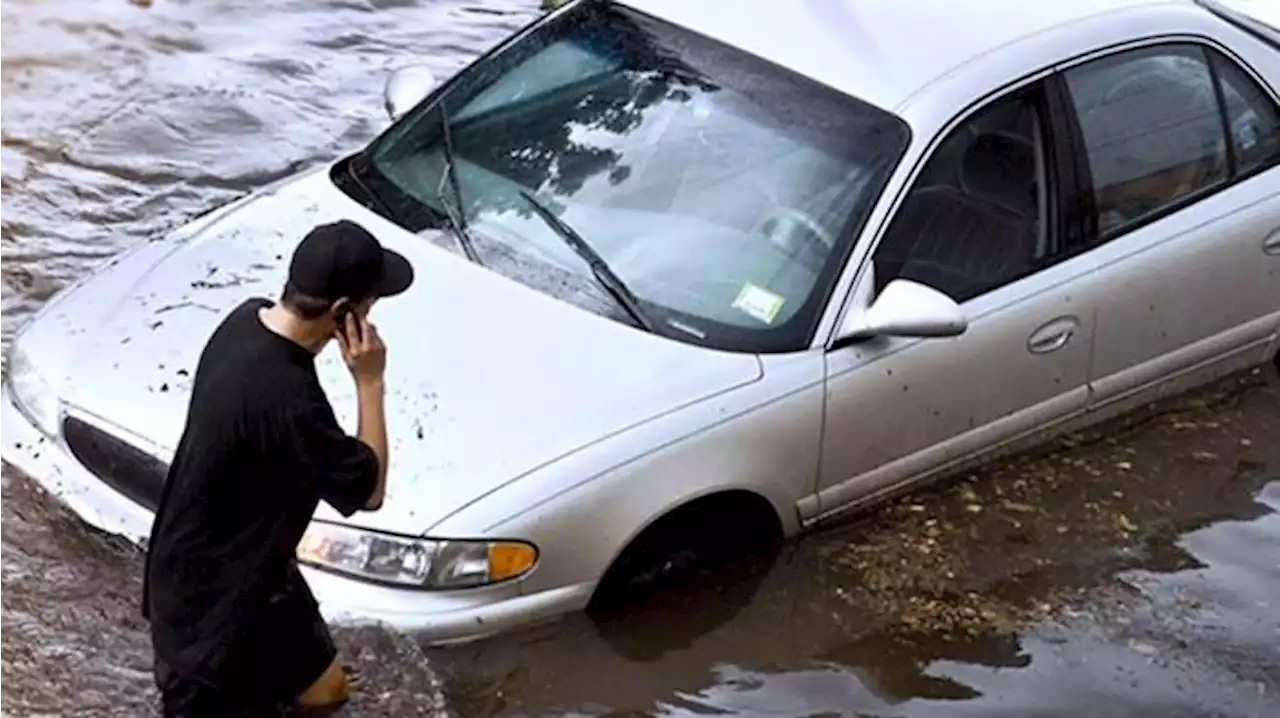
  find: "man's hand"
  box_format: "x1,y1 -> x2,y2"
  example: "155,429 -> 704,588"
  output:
335,312 -> 386,387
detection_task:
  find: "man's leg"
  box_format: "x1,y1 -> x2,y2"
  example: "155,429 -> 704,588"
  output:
284,595 -> 352,716
154,655 -> 240,718
259,566 -> 354,716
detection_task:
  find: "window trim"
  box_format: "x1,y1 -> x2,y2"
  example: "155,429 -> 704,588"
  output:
1053,36 -> 1280,250
822,74 -> 1078,351
1046,73 -> 1096,257
1205,47 -> 1241,178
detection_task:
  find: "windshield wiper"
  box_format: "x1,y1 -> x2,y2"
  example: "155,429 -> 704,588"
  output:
517,189 -> 657,333
436,105 -> 482,265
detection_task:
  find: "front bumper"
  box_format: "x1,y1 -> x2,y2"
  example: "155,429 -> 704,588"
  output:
0,386 -> 593,644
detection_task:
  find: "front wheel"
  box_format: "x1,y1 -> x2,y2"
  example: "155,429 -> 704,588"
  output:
588,493 -> 782,613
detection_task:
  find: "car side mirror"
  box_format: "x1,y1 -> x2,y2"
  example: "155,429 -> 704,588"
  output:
383,64 -> 437,122
836,278 -> 967,341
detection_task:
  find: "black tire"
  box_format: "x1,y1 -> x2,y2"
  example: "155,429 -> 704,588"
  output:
589,491 -> 781,613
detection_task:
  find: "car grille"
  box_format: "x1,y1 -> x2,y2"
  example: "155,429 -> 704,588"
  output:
62,416 -> 168,512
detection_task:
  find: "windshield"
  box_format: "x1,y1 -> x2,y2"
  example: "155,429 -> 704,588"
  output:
356,2 -> 909,352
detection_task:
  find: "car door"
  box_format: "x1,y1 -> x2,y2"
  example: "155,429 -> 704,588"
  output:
812,80 -> 1100,521
1059,41 -> 1280,407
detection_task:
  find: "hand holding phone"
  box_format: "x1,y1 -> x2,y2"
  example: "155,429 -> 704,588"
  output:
335,308 -> 385,386
334,304 -> 363,344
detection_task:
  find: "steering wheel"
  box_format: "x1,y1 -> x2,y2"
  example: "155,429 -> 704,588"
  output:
750,207 -> 837,274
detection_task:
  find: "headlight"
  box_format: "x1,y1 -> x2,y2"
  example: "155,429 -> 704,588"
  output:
7,344 -> 63,437
297,521 -> 538,589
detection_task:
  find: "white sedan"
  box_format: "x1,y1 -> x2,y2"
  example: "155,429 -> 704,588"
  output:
4,0 -> 1279,644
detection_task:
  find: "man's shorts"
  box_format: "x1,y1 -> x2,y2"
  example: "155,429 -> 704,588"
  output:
154,567 -> 337,717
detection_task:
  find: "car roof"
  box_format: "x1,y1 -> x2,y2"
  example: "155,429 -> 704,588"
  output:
617,0 -> 1197,111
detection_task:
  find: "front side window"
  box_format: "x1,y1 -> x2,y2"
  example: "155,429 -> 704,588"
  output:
1064,44 -> 1231,236
354,3 -> 909,352
872,89 -> 1050,304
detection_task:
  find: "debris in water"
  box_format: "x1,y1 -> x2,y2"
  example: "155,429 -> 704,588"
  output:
1128,639 -> 1159,656
822,370 -> 1277,647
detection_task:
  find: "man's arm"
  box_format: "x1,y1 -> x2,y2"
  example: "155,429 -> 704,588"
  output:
287,399 -> 380,519
338,310 -> 390,512
355,378 -> 388,510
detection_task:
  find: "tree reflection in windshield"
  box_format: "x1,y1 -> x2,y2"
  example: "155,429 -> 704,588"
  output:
365,2 -> 908,353
449,14 -> 717,220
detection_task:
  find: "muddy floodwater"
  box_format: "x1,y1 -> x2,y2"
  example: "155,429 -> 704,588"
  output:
2,1 -> 1278,716
429,372 -> 1280,717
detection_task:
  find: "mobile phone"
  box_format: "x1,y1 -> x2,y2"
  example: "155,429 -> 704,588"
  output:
334,304 -> 363,343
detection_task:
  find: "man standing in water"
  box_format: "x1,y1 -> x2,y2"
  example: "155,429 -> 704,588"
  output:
142,219 -> 415,717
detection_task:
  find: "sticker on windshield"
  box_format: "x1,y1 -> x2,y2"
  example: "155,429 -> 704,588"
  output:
732,283 -> 785,325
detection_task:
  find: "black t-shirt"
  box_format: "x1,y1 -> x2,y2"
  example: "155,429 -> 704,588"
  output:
142,297 -> 378,677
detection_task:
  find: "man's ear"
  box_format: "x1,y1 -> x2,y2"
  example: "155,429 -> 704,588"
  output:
329,298 -> 354,322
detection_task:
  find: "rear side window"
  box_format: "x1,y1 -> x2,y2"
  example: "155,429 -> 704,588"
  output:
1210,49 -> 1280,174
1064,44 -> 1228,235
1062,43 -> 1280,238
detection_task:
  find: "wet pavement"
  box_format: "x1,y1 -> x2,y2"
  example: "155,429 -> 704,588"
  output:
2,1 -> 1278,717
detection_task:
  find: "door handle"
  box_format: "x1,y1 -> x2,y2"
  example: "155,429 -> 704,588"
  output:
1029,328 -> 1074,353
1028,316 -> 1080,355
1264,228 -> 1280,256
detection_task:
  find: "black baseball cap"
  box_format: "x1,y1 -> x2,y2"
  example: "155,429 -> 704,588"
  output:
287,220 -> 414,303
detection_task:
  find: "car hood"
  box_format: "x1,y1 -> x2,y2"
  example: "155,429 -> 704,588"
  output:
39,165 -> 763,534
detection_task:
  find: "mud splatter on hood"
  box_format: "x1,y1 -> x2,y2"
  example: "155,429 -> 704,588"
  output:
19,166 -> 763,535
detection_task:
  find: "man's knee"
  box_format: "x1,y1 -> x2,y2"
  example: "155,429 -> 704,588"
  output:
297,659 -> 350,707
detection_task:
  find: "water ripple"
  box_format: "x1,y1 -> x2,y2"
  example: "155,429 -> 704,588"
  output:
1,2 -> 534,714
